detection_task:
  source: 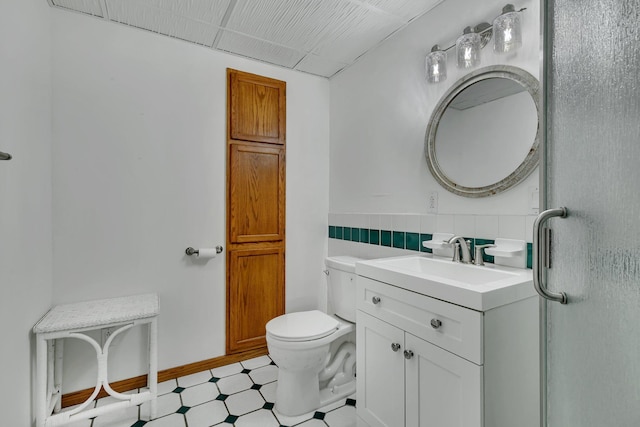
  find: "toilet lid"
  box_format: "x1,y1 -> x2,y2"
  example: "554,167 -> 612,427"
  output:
266,310 -> 339,342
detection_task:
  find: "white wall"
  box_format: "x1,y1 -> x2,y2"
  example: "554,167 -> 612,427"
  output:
0,0 -> 53,423
329,0 -> 540,228
51,10 -> 330,392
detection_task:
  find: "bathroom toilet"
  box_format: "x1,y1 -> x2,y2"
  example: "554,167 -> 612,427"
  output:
266,256 -> 362,416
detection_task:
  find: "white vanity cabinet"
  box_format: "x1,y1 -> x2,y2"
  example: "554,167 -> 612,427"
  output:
356,275 -> 539,427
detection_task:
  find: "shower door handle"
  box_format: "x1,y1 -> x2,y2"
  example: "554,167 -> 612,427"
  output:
533,207 -> 568,304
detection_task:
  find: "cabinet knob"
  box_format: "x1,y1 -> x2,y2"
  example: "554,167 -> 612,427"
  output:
391,343 -> 401,352
403,350 -> 414,360
372,296 -> 381,305
430,318 -> 442,329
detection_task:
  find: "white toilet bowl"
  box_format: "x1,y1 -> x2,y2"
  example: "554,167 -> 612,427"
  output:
266,256 -> 362,416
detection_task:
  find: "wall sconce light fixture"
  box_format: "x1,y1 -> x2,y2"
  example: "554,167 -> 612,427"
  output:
456,26 -> 482,69
426,45 -> 447,83
425,4 -> 525,83
493,4 -> 522,53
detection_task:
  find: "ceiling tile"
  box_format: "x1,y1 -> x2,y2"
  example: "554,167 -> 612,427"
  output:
312,7 -> 402,63
295,54 -> 348,77
362,0 -> 444,21
225,0 -> 360,52
132,0 -> 232,26
107,0 -> 218,46
217,31 -> 305,68
53,0 -> 103,17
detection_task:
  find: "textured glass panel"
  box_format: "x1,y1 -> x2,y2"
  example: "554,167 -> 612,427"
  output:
545,0 -> 640,425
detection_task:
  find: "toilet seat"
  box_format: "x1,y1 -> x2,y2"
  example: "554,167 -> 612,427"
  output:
266,310 -> 339,342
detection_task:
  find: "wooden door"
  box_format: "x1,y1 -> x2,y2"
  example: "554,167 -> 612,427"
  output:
229,69 -> 285,145
226,69 -> 286,354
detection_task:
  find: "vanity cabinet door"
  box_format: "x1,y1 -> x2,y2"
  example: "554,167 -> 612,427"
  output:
357,312 -> 405,427
405,333 -> 482,427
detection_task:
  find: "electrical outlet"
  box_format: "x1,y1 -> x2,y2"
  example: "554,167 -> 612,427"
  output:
101,327 -> 118,347
427,191 -> 438,214
529,186 -> 539,215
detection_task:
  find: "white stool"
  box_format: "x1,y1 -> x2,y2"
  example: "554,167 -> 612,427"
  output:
33,293 -> 159,427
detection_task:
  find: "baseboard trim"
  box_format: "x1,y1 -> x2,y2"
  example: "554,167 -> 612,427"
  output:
61,347 -> 269,408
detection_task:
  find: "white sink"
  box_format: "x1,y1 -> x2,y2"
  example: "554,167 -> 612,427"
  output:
356,255 -> 534,311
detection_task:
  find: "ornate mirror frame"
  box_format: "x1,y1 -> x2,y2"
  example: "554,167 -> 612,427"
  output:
425,65 -> 540,198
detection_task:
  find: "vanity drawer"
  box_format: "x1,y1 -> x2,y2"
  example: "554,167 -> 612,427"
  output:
357,276 -> 483,364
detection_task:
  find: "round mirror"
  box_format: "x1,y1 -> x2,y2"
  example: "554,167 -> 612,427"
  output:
425,65 -> 540,197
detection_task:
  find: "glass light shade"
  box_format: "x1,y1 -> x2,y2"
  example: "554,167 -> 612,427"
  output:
456,27 -> 481,69
426,46 -> 447,83
493,4 -> 522,53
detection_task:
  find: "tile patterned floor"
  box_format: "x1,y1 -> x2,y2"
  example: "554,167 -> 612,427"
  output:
62,355 -> 356,427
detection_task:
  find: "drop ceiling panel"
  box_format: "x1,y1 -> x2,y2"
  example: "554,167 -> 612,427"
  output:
52,0 -> 103,17
225,0 -> 360,52
107,0 -> 218,46
47,0 -> 441,77
294,54 -> 349,78
363,0 -> 444,21
217,31 -> 305,68
127,0 -> 232,26
312,7 -> 402,63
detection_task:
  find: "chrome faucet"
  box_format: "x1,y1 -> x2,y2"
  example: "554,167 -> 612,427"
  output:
447,236 -> 472,263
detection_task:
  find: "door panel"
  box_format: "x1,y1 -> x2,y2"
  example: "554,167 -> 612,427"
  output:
229,69 -> 286,145
405,334 -> 482,427
227,247 -> 285,353
356,312 -> 405,427
229,143 -> 285,243
543,0 -> 640,425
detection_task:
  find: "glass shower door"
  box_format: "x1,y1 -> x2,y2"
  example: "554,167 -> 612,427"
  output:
541,0 -> 640,425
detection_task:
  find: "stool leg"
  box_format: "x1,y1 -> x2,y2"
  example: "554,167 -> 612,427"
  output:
54,338 -> 64,413
148,318 -> 158,419
36,336 -> 48,427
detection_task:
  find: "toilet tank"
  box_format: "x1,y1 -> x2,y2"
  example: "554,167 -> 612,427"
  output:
325,256 -> 363,323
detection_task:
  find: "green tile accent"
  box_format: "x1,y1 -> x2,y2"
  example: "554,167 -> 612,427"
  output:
474,238 -> 495,264
527,243 -> 533,269
406,232 -> 420,251
329,226 -> 336,239
420,233 -> 433,253
343,227 -> 351,241
381,230 -> 392,247
351,227 -> 360,242
393,231 -> 405,249
335,226 -> 343,240
370,229 -> 380,245
360,228 -> 370,244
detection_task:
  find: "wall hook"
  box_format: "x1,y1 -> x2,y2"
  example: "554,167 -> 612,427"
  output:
0,151 -> 12,161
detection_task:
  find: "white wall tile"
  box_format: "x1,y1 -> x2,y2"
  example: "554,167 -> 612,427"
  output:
454,214 -> 475,237
436,214 -> 454,233
498,215 -> 526,240
525,214 -> 536,243
420,214 -> 436,234
392,214 -> 407,231
368,214 -> 380,230
405,214 -> 421,233
475,215 -> 500,239
379,214 -> 393,231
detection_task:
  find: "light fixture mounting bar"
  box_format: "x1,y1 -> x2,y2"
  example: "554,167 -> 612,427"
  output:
437,7 -> 526,53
